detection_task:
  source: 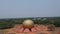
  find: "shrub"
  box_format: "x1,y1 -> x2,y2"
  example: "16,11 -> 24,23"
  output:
54,20 -> 60,27
0,22 -> 14,29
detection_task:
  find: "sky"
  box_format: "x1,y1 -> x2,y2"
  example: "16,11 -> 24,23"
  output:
0,0 -> 60,18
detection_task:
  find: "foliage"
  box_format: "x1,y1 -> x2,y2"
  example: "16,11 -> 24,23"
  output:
0,21 -> 14,29
0,17 -> 60,28
54,19 -> 60,27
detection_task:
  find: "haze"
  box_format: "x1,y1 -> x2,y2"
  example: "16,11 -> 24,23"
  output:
0,0 -> 60,18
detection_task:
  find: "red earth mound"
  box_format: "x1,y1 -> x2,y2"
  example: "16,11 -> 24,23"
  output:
7,24 -> 53,34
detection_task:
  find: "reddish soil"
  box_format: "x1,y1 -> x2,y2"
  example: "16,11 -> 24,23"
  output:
0,24 -> 60,34
6,24 -> 55,34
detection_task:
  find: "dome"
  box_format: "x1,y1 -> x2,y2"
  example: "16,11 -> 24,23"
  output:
22,19 -> 34,28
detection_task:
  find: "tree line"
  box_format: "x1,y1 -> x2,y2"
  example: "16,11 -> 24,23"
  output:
0,17 -> 60,29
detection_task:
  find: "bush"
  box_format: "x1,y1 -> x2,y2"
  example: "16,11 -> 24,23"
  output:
54,20 -> 60,27
54,22 -> 60,27
0,22 -> 14,29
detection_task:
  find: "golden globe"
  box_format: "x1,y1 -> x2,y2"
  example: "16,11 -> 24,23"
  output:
23,19 -> 34,29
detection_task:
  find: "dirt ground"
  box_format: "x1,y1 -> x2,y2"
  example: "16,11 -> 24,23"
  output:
0,24 -> 60,34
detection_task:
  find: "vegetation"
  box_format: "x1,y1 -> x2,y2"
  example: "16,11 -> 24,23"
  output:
54,19 -> 60,27
0,17 -> 60,29
0,21 -> 14,29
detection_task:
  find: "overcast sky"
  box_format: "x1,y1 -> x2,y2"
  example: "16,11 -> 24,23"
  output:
0,0 -> 60,18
